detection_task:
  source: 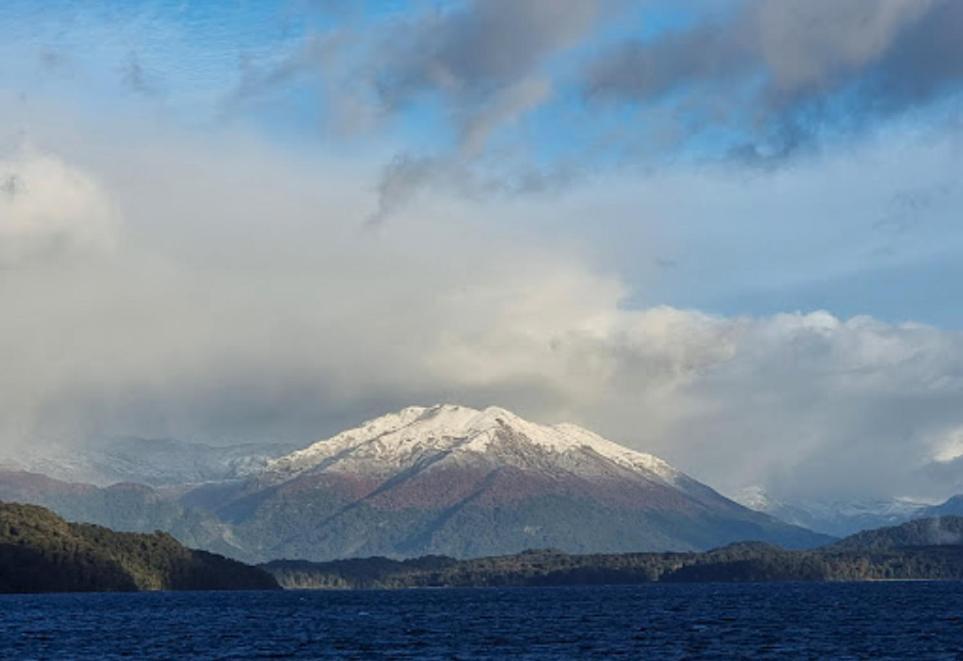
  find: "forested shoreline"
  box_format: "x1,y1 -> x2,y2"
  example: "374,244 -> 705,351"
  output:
263,518 -> 963,589
0,501 -> 278,593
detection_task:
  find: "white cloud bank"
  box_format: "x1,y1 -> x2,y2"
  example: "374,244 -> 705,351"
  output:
1,111 -> 963,506
0,147 -> 118,265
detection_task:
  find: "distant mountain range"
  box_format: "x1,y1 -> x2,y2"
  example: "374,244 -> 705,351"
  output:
14,404 -> 963,562
0,404 -> 829,561
732,486 -> 959,537
5,433 -> 947,542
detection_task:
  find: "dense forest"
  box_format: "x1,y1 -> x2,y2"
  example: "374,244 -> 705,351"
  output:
263,517 -> 963,589
0,501 -> 278,593
7,499 -> 963,593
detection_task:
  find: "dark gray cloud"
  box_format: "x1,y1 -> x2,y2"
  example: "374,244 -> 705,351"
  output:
233,0 -> 605,145
231,1 -> 608,222
367,153 -> 438,226
375,0 -> 600,91
586,0 -> 963,157
366,151 -> 581,226
374,0 -> 602,142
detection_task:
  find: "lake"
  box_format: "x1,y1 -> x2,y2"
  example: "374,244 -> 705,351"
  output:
3,583 -> 963,658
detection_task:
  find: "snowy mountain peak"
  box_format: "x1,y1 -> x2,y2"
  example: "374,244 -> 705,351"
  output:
733,484 -> 935,537
267,404 -> 680,482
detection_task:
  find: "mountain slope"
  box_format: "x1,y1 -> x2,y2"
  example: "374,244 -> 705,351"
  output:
0,502 -> 278,593
0,469 -> 247,560
921,495 -> 963,519
831,516 -> 963,551
185,404 -> 830,561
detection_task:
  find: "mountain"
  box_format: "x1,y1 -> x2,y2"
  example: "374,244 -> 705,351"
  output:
180,404 -> 830,561
263,517 -> 963,589
921,495 -> 963,518
831,515 -> 963,551
734,486 -> 930,537
0,501 -> 278,593
0,436 -> 298,487
0,469 -> 248,560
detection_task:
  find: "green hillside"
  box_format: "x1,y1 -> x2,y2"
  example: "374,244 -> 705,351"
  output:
0,501 -> 278,593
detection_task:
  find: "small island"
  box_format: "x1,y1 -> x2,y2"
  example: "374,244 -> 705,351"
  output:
262,517 -> 963,589
0,502 -> 278,593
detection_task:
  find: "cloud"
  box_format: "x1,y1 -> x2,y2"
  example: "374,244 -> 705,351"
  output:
0,147 -> 118,265
459,76 -> 553,157
233,0 -> 603,143
367,0 -> 605,214
426,288 -> 963,502
366,153 -> 440,226
2,118 -> 963,509
586,0 -> 963,157
229,31 -> 347,109
366,145 -> 578,226
5,1 -> 963,510
224,0 -> 963,220
228,1 -> 607,222
930,426 -> 963,464
376,0 -> 604,114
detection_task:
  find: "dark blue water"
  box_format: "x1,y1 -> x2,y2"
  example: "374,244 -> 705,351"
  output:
3,583 -> 963,659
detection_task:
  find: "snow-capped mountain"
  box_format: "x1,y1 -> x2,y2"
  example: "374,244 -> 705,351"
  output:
0,405 -> 832,562
178,404 -> 830,561
734,486 -> 932,537
268,404 -> 680,483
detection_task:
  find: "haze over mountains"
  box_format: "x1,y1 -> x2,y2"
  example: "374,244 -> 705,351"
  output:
0,436 -> 301,487
0,404 -> 830,561
733,486 -> 935,538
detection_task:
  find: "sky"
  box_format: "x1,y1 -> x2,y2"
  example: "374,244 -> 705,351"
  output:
2,0 -> 963,504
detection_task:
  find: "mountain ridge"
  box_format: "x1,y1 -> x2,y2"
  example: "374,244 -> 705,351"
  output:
267,405 -> 680,483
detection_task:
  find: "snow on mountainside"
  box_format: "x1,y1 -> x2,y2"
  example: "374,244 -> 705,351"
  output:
267,404 -> 680,483
734,486 -> 932,537
0,437 -> 300,487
